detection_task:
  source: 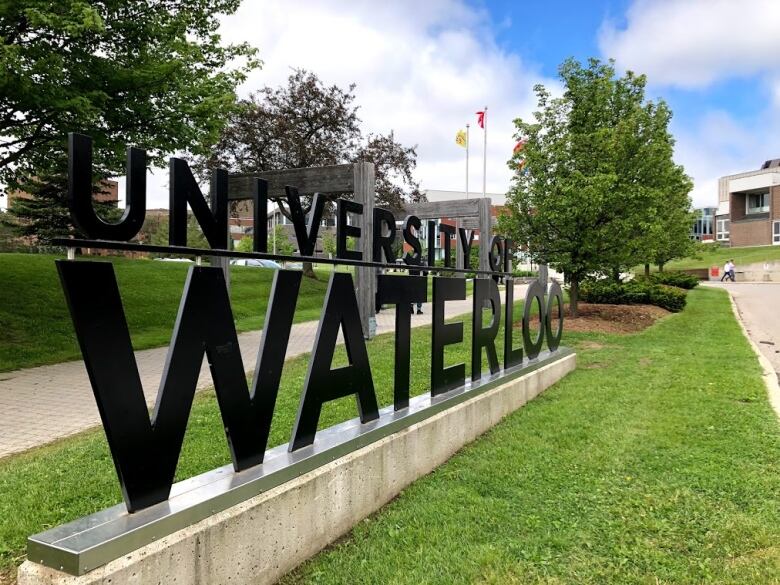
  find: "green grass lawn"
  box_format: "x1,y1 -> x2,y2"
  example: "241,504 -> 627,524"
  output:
665,244 -> 780,271
0,253 -> 475,372
0,287 -> 778,583
0,253 -> 330,372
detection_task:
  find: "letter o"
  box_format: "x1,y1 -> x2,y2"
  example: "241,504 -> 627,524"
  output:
522,280 -> 546,360
489,236 -> 503,272
545,281 -> 564,351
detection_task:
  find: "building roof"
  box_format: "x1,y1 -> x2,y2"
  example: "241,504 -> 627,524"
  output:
421,189 -> 506,206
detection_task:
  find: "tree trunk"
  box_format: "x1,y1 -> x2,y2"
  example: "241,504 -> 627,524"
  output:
303,261 -> 317,279
658,262 -> 665,273
644,263 -> 650,278
612,267 -> 621,283
569,277 -> 579,318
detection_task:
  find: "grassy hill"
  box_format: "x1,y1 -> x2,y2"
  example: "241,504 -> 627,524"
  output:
664,244 -> 780,271
0,253 -> 331,372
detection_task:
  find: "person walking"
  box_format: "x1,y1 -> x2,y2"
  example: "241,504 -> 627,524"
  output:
721,260 -> 733,282
728,259 -> 736,282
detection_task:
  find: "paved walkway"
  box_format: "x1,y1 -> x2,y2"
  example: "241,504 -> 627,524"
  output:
0,284 -> 528,459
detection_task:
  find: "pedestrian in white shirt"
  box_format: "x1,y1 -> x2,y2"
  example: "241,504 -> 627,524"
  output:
721,260 -> 734,282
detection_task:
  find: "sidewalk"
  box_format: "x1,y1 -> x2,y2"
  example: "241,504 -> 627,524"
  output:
0,283 -> 528,459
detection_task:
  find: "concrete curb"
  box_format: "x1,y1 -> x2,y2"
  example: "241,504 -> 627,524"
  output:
724,289 -> 780,419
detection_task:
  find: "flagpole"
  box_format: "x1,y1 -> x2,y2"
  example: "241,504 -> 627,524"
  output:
482,105 -> 487,199
465,124 -> 470,200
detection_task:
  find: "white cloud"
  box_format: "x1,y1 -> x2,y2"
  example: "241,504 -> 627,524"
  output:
598,0 -> 780,209
599,0 -> 780,88
673,109 -> 780,207
129,0 -> 554,209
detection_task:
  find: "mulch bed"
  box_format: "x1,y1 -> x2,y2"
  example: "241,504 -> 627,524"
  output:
560,303 -> 670,334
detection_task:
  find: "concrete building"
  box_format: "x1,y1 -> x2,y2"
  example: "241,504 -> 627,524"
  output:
716,159 -> 780,247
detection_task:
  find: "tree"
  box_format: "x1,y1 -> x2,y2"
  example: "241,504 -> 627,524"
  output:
235,236 -> 254,253
194,70 -> 423,277
321,231 -> 337,258
1,0 -> 259,238
149,215 -> 208,257
499,58 -> 692,316
269,224 -> 295,256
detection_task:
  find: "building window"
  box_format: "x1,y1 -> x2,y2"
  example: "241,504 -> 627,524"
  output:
716,219 -> 730,241
746,192 -> 769,214
774,221 -> 780,245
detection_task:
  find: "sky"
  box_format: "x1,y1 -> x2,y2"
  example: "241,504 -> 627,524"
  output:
4,0 -> 778,211
212,0 -> 780,209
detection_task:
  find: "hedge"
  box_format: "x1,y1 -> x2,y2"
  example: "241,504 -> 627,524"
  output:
579,280 -> 687,312
636,271 -> 700,290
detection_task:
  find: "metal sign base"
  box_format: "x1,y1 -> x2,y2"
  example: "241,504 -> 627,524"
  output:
28,348 -> 571,576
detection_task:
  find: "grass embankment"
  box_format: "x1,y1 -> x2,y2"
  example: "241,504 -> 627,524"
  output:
0,254 -> 474,372
666,244 -> 780,271
0,253 -> 329,372
0,288 -> 778,583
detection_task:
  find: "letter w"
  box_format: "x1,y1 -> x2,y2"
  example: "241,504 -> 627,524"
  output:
56,261 -> 301,512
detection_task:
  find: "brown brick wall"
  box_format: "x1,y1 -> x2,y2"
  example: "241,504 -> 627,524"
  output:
730,192 -> 746,221
730,219 -> 772,247
772,186 -> 780,219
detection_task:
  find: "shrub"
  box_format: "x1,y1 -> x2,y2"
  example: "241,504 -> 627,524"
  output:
646,271 -> 699,290
579,280 -> 687,312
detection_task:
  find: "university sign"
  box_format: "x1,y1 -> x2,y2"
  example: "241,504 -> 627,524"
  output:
27,134 -> 569,578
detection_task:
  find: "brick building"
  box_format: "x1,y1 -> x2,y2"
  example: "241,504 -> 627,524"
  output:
716,160 -> 780,247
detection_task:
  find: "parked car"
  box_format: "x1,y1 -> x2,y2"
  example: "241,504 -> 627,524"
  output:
154,257 -> 193,263
230,258 -> 282,269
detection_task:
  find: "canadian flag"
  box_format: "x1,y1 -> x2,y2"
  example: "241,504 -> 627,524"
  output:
476,110 -> 485,129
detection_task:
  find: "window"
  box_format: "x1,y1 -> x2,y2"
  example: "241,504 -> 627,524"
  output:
716,219 -> 730,241
746,192 -> 770,214
774,221 -> 780,245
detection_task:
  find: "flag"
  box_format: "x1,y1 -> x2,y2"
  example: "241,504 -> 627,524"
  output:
455,129 -> 468,148
513,140 -> 526,155
476,110 -> 485,129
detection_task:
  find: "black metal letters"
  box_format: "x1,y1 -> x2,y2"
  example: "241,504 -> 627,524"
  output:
169,159 -> 228,249
402,215 -> 422,265
471,278 -> 501,380
431,277 -> 466,395
546,281 -> 564,351
373,208 -> 397,263
376,274 -> 427,409
57,262 -> 302,511
503,279 -> 524,369
68,133 -> 147,241
458,228 -> 475,269
523,280 -> 546,360
289,272 -> 380,450
439,223 -> 455,267
337,199 -> 363,260
285,186 -> 325,256
55,133 -> 570,516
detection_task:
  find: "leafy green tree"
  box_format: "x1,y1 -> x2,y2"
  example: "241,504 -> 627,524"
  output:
1,0 -> 259,239
195,70 -> 423,278
321,231 -> 337,258
499,58 -> 691,316
149,215 -> 208,257
235,236 -> 254,253
269,224 -> 295,257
